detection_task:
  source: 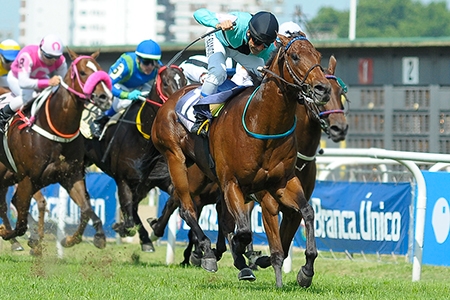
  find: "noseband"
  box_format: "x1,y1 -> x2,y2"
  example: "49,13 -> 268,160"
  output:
60,55 -> 112,103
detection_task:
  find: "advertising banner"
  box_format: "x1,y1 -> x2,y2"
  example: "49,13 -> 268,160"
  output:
421,171 -> 450,266
158,181 -> 411,255
3,173 -> 118,238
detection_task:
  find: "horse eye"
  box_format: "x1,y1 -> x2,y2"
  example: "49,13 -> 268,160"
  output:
290,53 -> 299,61
79,71 -> 87,76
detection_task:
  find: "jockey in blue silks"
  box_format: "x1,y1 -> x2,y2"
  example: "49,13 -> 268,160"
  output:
91,39 -> 162,138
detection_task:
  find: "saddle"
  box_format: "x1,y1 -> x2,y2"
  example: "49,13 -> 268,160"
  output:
175,80 -> 247,133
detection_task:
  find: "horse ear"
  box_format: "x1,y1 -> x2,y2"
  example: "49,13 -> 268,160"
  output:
66,47 -> 78,60
327,55 -> 337,75
278,34 -> 289,45
91,50 -> 100,59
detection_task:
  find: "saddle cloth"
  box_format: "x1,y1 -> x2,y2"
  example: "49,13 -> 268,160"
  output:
175,80 -> 246,132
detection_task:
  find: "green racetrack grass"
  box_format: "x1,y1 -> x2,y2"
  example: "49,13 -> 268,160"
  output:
0,237 -> 448,300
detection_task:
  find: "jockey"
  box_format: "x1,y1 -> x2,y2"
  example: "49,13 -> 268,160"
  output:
0,39 -> 21,88
179,55 -> 243,84
190,9 -> 279,137
0,34 -> 67,133
91,39 -> 162,138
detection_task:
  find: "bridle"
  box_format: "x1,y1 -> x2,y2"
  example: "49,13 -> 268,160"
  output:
59,55 -> 112,104
260,36 -> 325,105
146,64 -> 184,107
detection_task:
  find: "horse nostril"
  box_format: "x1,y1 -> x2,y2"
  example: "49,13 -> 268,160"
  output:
314,83 -> 331,102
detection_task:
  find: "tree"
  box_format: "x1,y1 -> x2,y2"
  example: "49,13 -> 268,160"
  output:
307,0 -> 450,38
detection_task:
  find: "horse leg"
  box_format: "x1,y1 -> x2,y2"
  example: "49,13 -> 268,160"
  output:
61,180 -> 106,249
0,187 -> 24,251
279,178 -> 317,288
131,194 -> 155,253
214,198 -> 230,261
222,183 -> 254,281
165,153 -> 217,272
183,229 -> 200,266
258,192 -> 284,288
27,190 -> 47,254
112,181 -> 136,238
281,203 -> 317,288
148,195 -> 179,238
0,179 -> 34,241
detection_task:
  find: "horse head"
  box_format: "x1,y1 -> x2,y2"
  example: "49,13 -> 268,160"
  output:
65,48 -> 113,111
320,55 -> 349,142
275,32 -> 331,105
153,65 -> 187,103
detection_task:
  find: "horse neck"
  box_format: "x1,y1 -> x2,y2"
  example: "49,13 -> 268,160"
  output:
253,65 -> 298,135
295,104 -> 322,157
42,82 -> 84,134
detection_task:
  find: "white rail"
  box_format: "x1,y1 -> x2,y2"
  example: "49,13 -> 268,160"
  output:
317,147 -> 450,282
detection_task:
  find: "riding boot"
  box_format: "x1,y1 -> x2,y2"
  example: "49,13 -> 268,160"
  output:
191,104 -> 210,138
91,114 -> 110,138
0,104 -> 16,133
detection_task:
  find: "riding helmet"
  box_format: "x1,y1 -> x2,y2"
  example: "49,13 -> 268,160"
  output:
278,21 -> 302,37
135,39 -> 161,60
0,39 -> 20,61
39,34 -> 64,56
249,11 -> 279,46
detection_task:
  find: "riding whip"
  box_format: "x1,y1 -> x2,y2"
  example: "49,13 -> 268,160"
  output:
166,22 -> 236,67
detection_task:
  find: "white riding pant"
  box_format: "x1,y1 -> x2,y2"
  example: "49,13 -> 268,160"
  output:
112,82 -> 152,112
7,71 -> 36,111
202,33 -> 264,96
0,76 -> 8,89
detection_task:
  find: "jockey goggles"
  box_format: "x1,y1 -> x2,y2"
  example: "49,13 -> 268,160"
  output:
138,56 -> 158,66
41,48 -> 61,60
1,56 -> 13,64
249,32 -> 269,48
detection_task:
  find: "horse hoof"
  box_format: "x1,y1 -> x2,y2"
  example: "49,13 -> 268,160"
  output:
141,243 -> 155,253
149,231 -> 160,242
297,267 -> 313,288
255,256 -> 271,268
190,253 -> 202,267
201,257 -> 218,273
93,233 -> 106,249
147,217 -> 157,228
112,222 -> 128,237
238,268 -> 256,281
27,239 -> 40,249
10,241 -> 24,251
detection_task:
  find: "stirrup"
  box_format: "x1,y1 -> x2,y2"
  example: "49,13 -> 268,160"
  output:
196,119 -> 210,136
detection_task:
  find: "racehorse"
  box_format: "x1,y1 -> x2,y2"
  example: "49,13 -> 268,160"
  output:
83,65 -> 187,252
151,31 -> 331,286
248,54 -> 349,285
150,55 -> 348,269
0,48 -> 112,249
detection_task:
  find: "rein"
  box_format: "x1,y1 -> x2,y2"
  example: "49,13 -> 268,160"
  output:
242,86 -> 297,140
241,36 -> 320,140
59,55 -> 112,103
32,55 -> 111,141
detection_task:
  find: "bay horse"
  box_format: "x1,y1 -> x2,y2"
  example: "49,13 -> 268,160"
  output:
151,32 -> 331,286
150,55 -> 348,269
0,48 -> 113,249
244,54 -> 349,285
83,65 -> 187,252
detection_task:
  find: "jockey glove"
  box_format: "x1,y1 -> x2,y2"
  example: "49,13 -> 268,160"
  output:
128,90 -> 142,100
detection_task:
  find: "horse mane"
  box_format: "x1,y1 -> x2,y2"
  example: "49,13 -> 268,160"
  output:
266,31 -> 307,68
